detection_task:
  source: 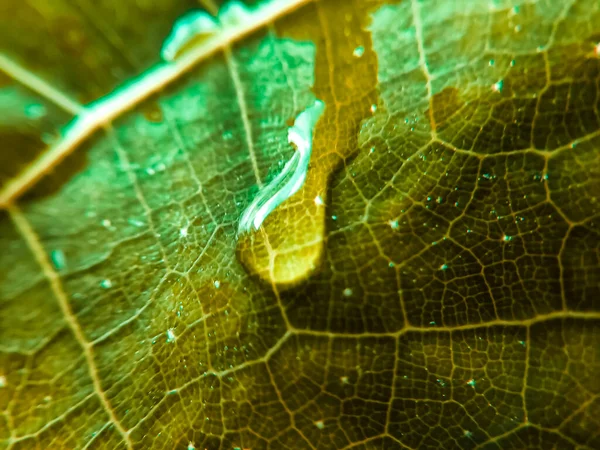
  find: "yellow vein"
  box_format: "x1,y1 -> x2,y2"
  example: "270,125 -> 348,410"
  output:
410,0 -> 436,133
0,0 -> 312,208
8,205 -> 133,450
199,0 -> 263,188
0,53 -> 84,115
225,46 -> 264,187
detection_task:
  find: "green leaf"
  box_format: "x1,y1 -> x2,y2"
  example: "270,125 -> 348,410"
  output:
1,0 -> 600,449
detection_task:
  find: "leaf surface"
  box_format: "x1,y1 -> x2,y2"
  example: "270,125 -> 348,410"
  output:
1,0 -> 600,449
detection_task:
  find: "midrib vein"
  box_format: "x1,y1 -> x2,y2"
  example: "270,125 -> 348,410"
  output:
0,0 -> 312,208
8,205 -> 134,450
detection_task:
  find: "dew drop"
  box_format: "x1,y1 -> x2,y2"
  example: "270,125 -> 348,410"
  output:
50,249 -> 66,270
370,104 -> 377,113
214,280 -> 221,289
353,45 -> 365,58
314,420 -> 325,430
166,328 -> 176,343
24,103 -> 47,119
314,195 -> 324,206
180,226 -> 189,237
343,288 -> 353,297
492,80 -> 504,93
0,375 -> 6,388
238,100 -> 325,233
161,11 -> 220,61
389,219 -> 399,230
440,263 -> 448,271
100,279 -> 112,289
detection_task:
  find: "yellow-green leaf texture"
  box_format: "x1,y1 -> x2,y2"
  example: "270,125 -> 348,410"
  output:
1,0 -> 599,449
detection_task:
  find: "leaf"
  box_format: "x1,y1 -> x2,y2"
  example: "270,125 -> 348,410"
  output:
1,0 -> 600,449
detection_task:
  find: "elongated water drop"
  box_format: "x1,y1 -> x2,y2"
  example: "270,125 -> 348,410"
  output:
161,1 -> 256,62
161,12 -> 220,62
238,99 -> 325,234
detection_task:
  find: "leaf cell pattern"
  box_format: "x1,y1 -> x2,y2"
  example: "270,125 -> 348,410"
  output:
0,0 -> 599,449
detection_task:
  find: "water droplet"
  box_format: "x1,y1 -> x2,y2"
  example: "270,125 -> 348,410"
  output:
440,264 -> 448,271
238,100 -> 325,233
492,80 -> 504,93
214,280 -> 221,289
488,59 -> 495,67
370,104 -> 377,113
503,234 -> 512,242
128,218 -> 145,228
314,420 -> 325,430
187,442 -> 196,450
389,219 -> 399,230
314,195 -> 324,206
340,376 -> 349,384
331,215 -> 337,221
100,279 -> 112,289
369,147 -> 375,154
510,59 -> 516,67
161,11 -> 220,61
0,375 -> 6,388
101,219 -> 112,228
166,328 -> 176,343
24,103 -> 47,119
343,288 -> 353,297
180,226 -> 189,237
353,45 -> 365,58
50,249 -> 66,270
467,378 -> 476,387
